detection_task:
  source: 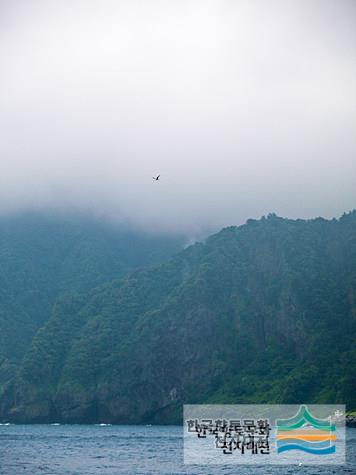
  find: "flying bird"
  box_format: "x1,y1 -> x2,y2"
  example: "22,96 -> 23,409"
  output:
152,175 -> 160,181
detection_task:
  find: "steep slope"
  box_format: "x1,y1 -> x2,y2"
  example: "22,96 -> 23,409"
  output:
0,212 -> 184,401
3,212 -> 356,423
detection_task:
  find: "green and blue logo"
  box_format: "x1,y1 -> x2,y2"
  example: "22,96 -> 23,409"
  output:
276,405 -> 336,455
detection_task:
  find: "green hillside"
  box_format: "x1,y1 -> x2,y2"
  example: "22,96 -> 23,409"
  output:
0,212 -> 184,407
2,211 -> 355,423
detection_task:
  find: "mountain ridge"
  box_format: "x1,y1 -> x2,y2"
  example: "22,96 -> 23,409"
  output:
1,211 -> 355,423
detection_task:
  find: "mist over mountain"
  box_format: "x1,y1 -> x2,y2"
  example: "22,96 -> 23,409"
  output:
1,0 -> 355,233
1,211 -> 355,424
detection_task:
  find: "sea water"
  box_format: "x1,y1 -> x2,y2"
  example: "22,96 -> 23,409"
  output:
0,424 -> 355,475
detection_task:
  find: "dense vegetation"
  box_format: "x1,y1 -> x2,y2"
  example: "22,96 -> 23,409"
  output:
0,212 -> 184,410
1,211 -> 355,423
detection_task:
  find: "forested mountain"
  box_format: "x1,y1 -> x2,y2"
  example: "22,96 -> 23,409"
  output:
1,212 -> 356,423
0,212 -> 184,406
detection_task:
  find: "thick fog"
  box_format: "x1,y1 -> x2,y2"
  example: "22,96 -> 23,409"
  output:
0,0 -> 355,234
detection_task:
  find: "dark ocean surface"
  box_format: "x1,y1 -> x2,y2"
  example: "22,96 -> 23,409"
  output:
1,424 -> 355,475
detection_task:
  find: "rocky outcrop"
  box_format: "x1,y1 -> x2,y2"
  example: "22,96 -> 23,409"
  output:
346,415 -> 356,428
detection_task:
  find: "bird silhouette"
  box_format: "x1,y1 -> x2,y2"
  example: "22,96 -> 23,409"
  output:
152,175 -> 160,181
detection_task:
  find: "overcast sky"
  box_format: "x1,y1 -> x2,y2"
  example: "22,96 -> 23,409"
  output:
0,0 -> 355,234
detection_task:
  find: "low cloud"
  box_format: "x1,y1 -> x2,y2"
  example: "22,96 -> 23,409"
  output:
0,0 -> 355,233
